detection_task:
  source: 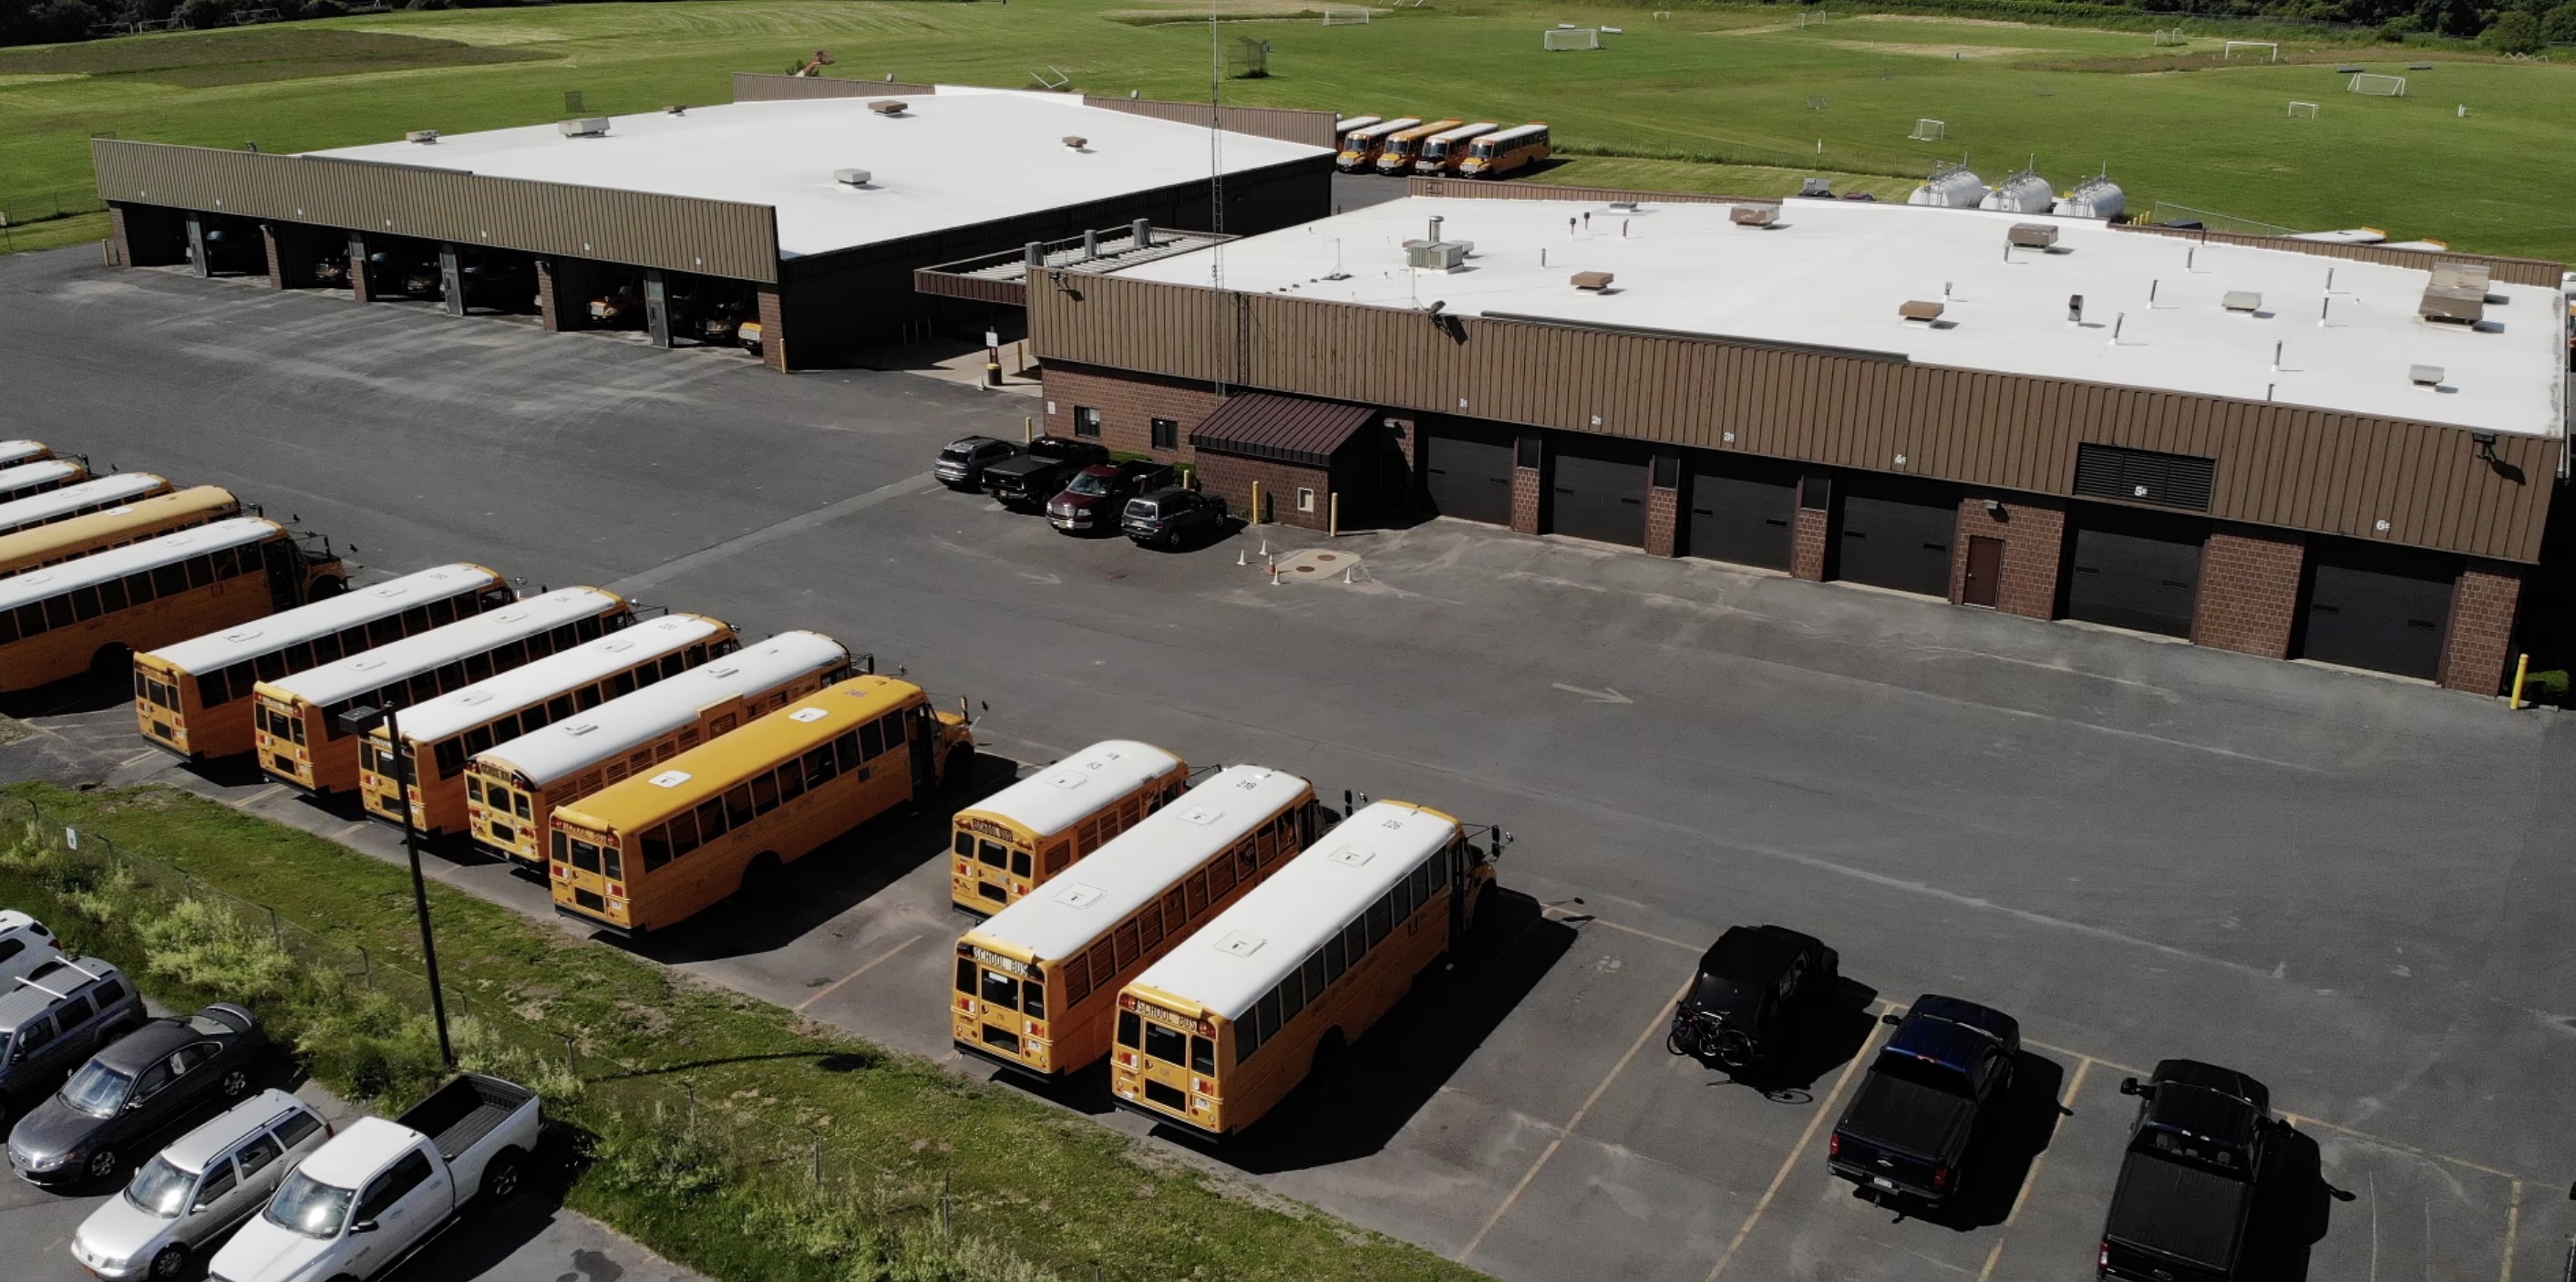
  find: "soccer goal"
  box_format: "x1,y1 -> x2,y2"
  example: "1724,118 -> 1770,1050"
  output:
2151,26 -> 2186,46
1322,6 -> 1370,24
1908,118 -> 1947,141
2348,73 -> 2406,96
1797,10 -> 1828,27
2224,40 -> 2279,61
1543,26 -> 1602,49
2286,100 -> 2319,119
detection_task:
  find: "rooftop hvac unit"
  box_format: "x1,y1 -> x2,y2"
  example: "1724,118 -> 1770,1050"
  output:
1979,168 -> 2055,215
1063,136 -> 1089,150
2053,174 -> 2125,221
1571,271 -> 1614,291
405,129 -> 439,144
2419,287 -> 2485,326
2409,365 -> 2445,387
869,99 -> 909,116
2007,222 -> 2058,250
1405,240 -> 1470,271
834,168 -> 873,186
2221,291 -> 2262,314
559,118 -> 611,138
1908,164 -> 1985,209
1900,300 -> 1946,323
1730,205 -> 1779,228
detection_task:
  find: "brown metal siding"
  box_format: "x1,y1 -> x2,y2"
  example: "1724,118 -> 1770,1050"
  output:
1079,98 -> 1338,148
1031,273 -> 2559,562
94,140 -> 780,283
2109,222 -> 2564,287
729,73 -> 936,102
912,270 -> 1025,306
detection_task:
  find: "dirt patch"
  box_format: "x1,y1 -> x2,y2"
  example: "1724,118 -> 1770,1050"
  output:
1826,39 -> 2041,59
1850,13 -> 2036,27
0,73 -> 88,87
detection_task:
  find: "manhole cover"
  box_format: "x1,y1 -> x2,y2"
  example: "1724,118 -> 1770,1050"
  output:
1270,547 -> 1367,584
1294,565 -> 1317,574
1315,552 -> 1342,562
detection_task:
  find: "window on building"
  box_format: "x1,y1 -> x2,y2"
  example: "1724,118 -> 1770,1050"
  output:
1151,418 -> 1179,450
1296,487 -> 1316,513
1074,407 -> 1103,439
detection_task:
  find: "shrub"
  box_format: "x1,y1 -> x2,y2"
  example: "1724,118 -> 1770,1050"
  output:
295,989 -> 454,1106
2546,2 -> 2576,40
2484,9 -> 2545,50
136,898 -> 301,1005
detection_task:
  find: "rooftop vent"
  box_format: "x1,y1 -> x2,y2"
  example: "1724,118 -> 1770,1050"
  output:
405,129 -> 439,145
2429,261 -> 2492,295
665,104 -> 688,116
2409,365 -> 2445,387
868,99 -> 908,117
1062,135 -> 1089,150
1608,200 -> 1640,212
2221,291 -> 2262,314
1900,300 -> 1945,323
559,118 -> 611,139
2418,289 -> 2484,326
1571,271 -> 1614,291
1730,205 -> 1778,228
834,168 -> 872,187
1405,239 -> 1470,271
2007,222 -> 2059,250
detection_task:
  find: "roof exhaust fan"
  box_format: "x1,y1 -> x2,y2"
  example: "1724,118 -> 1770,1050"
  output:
559,118 -> 612,139
834,168 -> 873,187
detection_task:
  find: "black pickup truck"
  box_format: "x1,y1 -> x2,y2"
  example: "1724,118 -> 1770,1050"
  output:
1828,994 -> 2019,1208
2097,1060 -> 2277,1282
982,436 -> 1110,508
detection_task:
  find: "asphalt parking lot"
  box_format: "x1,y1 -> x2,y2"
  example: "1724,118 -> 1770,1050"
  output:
6,244 -> 2574,1282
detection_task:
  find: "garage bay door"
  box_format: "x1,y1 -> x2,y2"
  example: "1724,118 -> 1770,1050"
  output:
1839,490 -> 1956,597
2303,552 -> 2454,680
1551,443 -> 1647,547
1686,464 -> 1795,570
2067,517 -> 2203,638
1423,427 -> 1514,526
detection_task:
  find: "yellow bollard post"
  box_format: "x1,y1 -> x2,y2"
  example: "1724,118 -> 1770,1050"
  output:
1023,415 -> 1034,443
2510,652 -> 2530,709
1252,481 -> 1263,525
1330,491 -> 1340,538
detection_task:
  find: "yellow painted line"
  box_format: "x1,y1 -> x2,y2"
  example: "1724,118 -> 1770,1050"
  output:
795,933 -> 923,1013
1458,978 -> 1690,1265
2025,1037 -> 2143,1078
2498,1179 -> 2522,1282
1705,1001 -> 1898,1282
2280,1111 -> 2522,1182
1976,1055 -> 2095,1282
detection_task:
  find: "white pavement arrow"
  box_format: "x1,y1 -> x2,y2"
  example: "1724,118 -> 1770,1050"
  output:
1551,683 -> 1633,705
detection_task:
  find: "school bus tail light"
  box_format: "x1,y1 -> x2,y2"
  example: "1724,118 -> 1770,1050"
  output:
1025,1021 -> 1046,1039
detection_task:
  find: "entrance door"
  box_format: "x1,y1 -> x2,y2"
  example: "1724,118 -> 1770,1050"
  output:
1551,441 -> 1648,547
1839,488 -> 1958,597
2067,516 -> 2204,637
1423,425 -> 1514,526
2302,549 -> 2454,679
1685,463 -> 1795,570
1962,537 -> 2004,607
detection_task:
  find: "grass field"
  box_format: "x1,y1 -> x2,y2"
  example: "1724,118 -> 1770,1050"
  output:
3,1 -> 2574,259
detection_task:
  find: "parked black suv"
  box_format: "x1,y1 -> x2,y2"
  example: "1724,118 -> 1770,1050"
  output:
982,436 -> 1110,508
1123,488 -> 1229,548
1665,925 -> 1837,1070
2097,1060 -> 2279,1281
935,436 -> 1025,492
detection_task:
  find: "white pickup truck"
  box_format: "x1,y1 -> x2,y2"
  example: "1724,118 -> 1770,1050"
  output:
206,1073 -> 539,1282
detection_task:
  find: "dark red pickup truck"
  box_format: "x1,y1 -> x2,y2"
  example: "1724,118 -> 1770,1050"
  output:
1046,461 -> 1176,534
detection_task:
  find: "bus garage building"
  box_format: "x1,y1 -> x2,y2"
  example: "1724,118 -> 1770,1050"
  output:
93,82 -> 1335,371
1017,187 -> 2571,694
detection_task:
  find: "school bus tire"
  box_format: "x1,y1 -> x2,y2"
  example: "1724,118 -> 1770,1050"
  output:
88,643 -> 132,680
739,851 -> 783,899
308,576 -> 346,600
1312,1028 -> 1348,1080
941,745 -> 974,792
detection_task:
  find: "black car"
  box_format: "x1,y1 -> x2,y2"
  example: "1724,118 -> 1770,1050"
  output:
367,249 -> 438,301
1665,925 -> 1836,1069
2098,1060 -> 2279,1281
935,436 -> 1025,492
452,256 -> 535,313
1122,487 -> 1229,548
5,1004 -> 266,1187
981,435 -> 1111,508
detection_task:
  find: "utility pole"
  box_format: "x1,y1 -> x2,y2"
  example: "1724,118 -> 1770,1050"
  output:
338,700 -> 454,1066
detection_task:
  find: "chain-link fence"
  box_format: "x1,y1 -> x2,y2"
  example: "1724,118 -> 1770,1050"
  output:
0,190 -> 108,228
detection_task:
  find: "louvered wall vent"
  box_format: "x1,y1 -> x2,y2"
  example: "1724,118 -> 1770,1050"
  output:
2075,442 -> 2216,511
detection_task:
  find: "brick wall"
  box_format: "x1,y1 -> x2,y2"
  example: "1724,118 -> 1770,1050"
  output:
2193,529 -> 2305,658
1510,436 -> 1543,535
756,286 -> 788,372
2437,563 -> 2522,695
107,203 -> 185,268
1791,506 -> 1830,581
346,235 -> 376,304
1194,454 -> 1333,531
1950,496 -> 2066,619
535,261 -> 567,331
1644,483 -> 1679,557
1041,365 -> 1226,465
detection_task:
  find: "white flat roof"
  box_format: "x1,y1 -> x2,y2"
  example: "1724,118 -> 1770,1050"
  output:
479,628 -> 848,786
309,90 -> 1330,261
149,562 -> 502,674
259,586 -> 622,708
0,518 -> 275,613
0,474 -> 167,537
384,612 -> 726,745
954,739 -> 1187,842
1114,195 -> 2568,439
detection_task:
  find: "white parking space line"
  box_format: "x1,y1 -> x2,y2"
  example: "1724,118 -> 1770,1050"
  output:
2499,1179 -> 2521,1282
603,471 -> 938,595
1974,1055 -> 2094,1282
1457,977 -> 1693,1265
1705,1003 -> 1897,1281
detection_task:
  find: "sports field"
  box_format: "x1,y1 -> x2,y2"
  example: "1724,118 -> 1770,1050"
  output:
4,0 -> 2575,260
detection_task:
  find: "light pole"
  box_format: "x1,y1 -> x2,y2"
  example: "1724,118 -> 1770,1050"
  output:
337,701 -> 453,1066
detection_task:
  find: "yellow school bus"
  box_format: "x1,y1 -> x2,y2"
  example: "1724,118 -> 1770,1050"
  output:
0,441 -> 51,470
135,563 -> 511,761
252,587 -> 631,795
1112,800 -> 1499,1139
0,518 -> 345,696
952,765 -> 1318,1080
551,671 -> 974,934
951,739 -> 1190,915
468,629 -> 853,869
1374,119 -> 1461,176
1412,122 -> 1497,176
359,613 -> 738,837
0,460 -> 90,507
1335,117 -> 1420,172
0,487 -> 240,578
0,474 -> 173,538
1458,122 -> 1551,179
